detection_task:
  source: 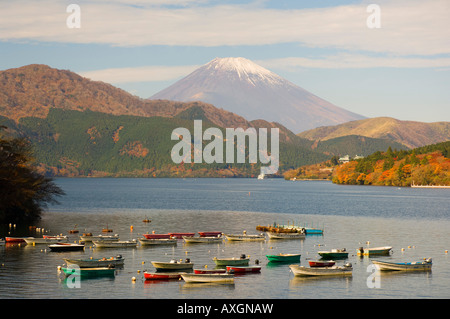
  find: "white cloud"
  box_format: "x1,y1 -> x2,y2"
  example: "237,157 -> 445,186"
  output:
258,54 -> 450,70
0,0 -> 449,56
79,65 -> 200,83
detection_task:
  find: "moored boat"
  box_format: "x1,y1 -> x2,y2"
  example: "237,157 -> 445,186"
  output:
142,233 -> 171,239
266,253 -> 301,263
289,263 -> 353,277
151,259 -> 194,271
266,231 -> 305,239
93,239 -> 137,248
357,246 -> 392,256
48,243 -> 85,252
224,231 -> 265,241
181,273 -> 234,284
80,233 -> 119,242
144,272 -> 182,280
308,260 -> 336,267
24,236 -> 69,245
64,255 -> 124,268
372,258 -> 432,271
226,265 -> 261,273
198,231 -> 222,237
183,236 -> 222,244
213,255 -> 249,267
139,238 -> 177,246
168,232 -> 195,239
60,266 -> 116,278
317,248 -> 348,259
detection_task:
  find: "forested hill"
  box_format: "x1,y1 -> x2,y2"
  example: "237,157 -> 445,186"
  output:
332,141 -> 450,187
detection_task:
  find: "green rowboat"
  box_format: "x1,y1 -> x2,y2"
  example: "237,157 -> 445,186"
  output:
60,267 -> 116,278
266,253 -> 301,263
317,248 -> 348,260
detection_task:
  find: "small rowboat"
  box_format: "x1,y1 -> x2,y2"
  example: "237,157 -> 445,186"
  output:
194,268 -> 227,274
80,233 -> 119,242
60,266 -> 116,278
64,255 -> 124,268
151,259 -> 194,271
144,272 -> 182,280
266,231 -> 305,239
309,260 -> 336,267
49,243 -> 85,252
181,273 -> 234,284
168,232 -> 195,239
198,231 -> 222,237
372,259 -> 432,271
357,246 -> 392,256
266,253 -> 301,263
93,240 -> 137,248
24,236 -> 68,245
139,238 -> 177,246
142,233 -> 171,239
226,265 -> 261,273
183,236 -> 222,244
318,248 -> 348,259
213,255 -> 249,267
289,263 -> 353,277
224,232 -> 265,241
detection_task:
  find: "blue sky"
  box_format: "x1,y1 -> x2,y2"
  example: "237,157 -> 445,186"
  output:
0,0 -> 449,124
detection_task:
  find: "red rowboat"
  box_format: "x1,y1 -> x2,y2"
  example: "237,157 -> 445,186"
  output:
143,233 -> 171,239
198,231 -> 222,237
226,266 -> 261,273
308,260 -> 336,267
144,272 -> 182,280
168,232 -> 195,239
194,268 -> 227,274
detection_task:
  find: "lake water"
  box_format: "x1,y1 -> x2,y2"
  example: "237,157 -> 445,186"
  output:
0,178 -> 449,301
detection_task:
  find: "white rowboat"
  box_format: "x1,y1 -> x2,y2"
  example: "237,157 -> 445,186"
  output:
181,273 -> 234,284
289,264 -> 353,277
372,259 -> 432,271
93,240 -> 137,248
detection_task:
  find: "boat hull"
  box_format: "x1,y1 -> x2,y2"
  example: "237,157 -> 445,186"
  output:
266,232 -> 305,239
168,232 -> 195,239
64,256 -> 124,268
151,261 -> 194,271
317,249 -> 349,260
93,240 -> 137,248
266,254 -> 301,263
80,234 -> 119,242
309,260 -> 336,267
213,257 -> 249,267
61,267 -> 116,278
24,237 -> 68,245
181,273 -> 234,284
289,265 -> 353,277
226,266 -> 261,273
357,246 -> 392,256
183,236 -> 222,244
224,234 -> 265,241
49,243 -> 85,252
372,260 -> 432,271
139,238 -> 177,246
198,231 -> 222,237
144,272 -> 182,280
142,233 -> 171,239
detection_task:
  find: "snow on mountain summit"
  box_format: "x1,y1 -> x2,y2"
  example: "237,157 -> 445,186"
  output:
151,57 -> 365,133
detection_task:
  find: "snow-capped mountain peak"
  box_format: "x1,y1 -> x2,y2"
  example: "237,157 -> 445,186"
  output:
151,57 -> 364,133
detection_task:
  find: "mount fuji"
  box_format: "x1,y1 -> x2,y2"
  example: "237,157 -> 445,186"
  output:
151,57 -> 365,133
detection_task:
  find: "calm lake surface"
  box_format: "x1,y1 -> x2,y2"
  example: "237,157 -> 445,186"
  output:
0,178 -> 449,299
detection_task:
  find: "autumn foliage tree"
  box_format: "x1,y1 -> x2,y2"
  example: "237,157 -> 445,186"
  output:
0,127 -> 64,224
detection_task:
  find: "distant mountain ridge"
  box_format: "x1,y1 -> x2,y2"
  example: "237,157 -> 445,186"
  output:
151,57 -> 365,133
298,117 -> 450,149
